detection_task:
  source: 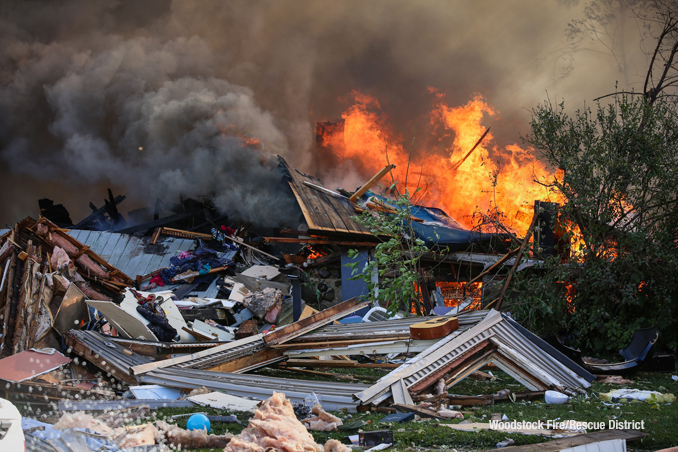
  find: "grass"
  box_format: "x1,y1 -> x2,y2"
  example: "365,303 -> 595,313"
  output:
143,370 -> 678,452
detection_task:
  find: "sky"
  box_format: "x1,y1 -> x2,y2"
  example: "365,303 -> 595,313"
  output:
0,0 -> 654,226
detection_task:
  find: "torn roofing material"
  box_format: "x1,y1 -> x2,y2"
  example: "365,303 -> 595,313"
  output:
360,192 -> 504,250
354,310 -> 593,406
66,229 -> 194,282
277,156 -> 373,237
139,367 -> 367,412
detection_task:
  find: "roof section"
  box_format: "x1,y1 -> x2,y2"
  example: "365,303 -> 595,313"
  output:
278,156 -> 373,237
66,230 -> 195,281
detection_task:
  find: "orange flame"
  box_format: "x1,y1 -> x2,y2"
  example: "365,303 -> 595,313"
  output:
306,246 -> 325,260
435,281 -> 483,309
318,91 -> 562,235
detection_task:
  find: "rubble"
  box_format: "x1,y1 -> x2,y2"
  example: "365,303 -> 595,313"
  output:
225,391 -> 348,452
0,163 -> 670,450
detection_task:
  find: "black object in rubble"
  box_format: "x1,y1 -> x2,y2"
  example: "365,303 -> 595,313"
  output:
292,403 -> 311,419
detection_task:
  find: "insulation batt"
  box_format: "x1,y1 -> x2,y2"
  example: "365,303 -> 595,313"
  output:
118,424 -> 157,448
36,223 -> 123,283
52,411 -> 233,449
224,392 -> 349,452
435,378 -> 446,395
154,420 -> 233,448
437,410 -> 464,419
243,288 -> 283,323
53,412 -> 116,437
302,404 -> 343,432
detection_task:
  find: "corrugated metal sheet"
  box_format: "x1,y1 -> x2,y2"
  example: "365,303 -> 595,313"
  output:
301,309 -> 488,341
68,330 -> 152,381
131,334 -> 265,375
140,367 -> 367,411
355,310 -> 592,405
66,230 -> 195,280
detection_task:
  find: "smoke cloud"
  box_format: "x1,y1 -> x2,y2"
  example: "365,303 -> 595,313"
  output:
0,0 -> 650,225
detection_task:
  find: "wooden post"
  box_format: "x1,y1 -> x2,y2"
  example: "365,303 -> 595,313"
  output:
495,215 -> 538,311
349,164 -> 396,203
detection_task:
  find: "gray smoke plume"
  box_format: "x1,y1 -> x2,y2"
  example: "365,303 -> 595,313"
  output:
0,0 -> 650,224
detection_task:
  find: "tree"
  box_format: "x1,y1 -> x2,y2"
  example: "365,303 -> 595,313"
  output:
346,185 -> 430,316
554,0 -> 652,85
506,92 -> 678,352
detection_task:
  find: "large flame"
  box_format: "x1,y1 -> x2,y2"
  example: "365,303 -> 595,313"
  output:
318,91 -> 562,235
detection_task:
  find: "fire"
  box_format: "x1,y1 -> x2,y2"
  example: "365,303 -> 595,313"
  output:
435,281 -> 483,309
318,91 -> 562,235
305,246 -> 325,260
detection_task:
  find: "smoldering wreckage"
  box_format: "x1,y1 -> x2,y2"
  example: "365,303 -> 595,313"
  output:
0,157 -> 673,452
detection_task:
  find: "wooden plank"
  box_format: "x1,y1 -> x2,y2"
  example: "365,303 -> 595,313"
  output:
288,167 -> 363,234
291,177 -> 345,232
282,359 -> 401,369
288,182 -> 321,230
497,429 -> 647,452
264,237 -> 376,246
349,164 -> 396,202
270,336 -> 410,350
303,181 -> 348,199
391,404 -> 441,418
263,297 -> 369,345
207,348 -> 285,373
130,334 -> 264,375
444,395 -> 494,406
468,247 -> 519,285
99,232 -> 123,263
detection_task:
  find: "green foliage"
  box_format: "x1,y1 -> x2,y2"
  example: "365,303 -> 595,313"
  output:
345,185 -> 429,316
507,94 -> 678,352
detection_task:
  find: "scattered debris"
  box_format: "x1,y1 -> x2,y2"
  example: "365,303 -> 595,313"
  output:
224,392 -> 349,452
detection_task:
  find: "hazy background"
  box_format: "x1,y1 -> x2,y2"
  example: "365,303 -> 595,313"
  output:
0,0 -> 654,226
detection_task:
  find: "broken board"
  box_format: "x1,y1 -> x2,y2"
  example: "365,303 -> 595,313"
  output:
188,391 -> 260,412
240,265 -> 280,280
85,299 -> 158,341
0,349 -> 71,382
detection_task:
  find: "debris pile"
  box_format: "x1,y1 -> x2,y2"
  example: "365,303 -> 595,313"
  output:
0,158 -> 670,451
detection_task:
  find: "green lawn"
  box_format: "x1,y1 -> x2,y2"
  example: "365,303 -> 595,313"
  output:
146,369 -> 677,451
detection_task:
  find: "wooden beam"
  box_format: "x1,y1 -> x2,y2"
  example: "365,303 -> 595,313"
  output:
263,297 -> 369,345
467,247 -> 519,285
281,359 -> 401,369
390,404 -> 441,418
495,214 -> 538,310
349,164 -> 396,203
207,348 -> 285,373
497,429 -> 647,452
263,237 -> 377,246
303,181 -> 348,199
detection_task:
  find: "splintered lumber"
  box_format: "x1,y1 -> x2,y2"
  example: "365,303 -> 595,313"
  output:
154,226 -> 279,260
444,395 -> 494,406
303,181 -> 348,199
263,237 -> 377,246
281,359 -> 401,369
390,404 -> 441,419
157,227 -> 212,241
495,213 -> 538,310
350,164 -> 396,203
35,217 -> 133,286
496,429 -> 647,451
263,297 -> 368,345
467,247 -> 520,285
74,194 -> 126,229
